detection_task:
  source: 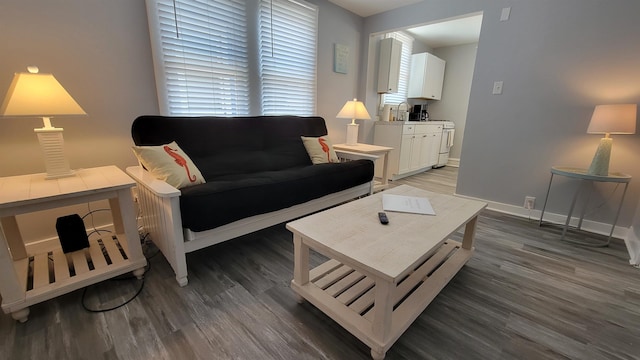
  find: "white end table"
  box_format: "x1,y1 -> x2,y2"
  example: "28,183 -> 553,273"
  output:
539,166 -> 632,247
333,143 -> 393,192
0,166 -> 147,322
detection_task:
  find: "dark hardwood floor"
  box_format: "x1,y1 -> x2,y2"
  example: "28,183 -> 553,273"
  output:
2,166 -> 639,359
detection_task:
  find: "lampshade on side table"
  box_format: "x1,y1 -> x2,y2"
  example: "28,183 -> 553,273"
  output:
0,67 -> 86,179
337,98 -> 371,146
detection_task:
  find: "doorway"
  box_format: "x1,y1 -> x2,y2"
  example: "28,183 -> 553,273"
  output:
364,12 -> 483,176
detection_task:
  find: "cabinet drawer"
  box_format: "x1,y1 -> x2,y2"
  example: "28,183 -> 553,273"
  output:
402,124 -> 415,134
416,124 -> 442,134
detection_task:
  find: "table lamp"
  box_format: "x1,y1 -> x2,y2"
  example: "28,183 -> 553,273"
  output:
337,98 -> 371,146
586,104 -> 636,176
1,66 -> 86,179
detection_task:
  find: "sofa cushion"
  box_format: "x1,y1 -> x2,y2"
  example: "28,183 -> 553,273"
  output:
178,159 -> 373,232
301,135 -> 339,164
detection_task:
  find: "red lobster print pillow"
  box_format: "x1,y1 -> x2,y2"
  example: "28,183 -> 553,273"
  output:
132,141 -> 205,189
301,136 -> 339,164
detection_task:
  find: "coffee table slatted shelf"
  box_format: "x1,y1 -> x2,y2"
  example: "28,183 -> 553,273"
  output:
292,240 -> 470,351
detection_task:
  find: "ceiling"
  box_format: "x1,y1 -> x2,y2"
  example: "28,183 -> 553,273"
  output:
405,15 -> 483,48
328,1 -> 482,48
327,0 -> 423,18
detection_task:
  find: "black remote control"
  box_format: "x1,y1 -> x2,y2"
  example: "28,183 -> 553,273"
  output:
378,212 -> 389,225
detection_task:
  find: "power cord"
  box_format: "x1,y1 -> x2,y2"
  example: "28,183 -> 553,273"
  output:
81,278 -> 145,313
80,232 -> 156,313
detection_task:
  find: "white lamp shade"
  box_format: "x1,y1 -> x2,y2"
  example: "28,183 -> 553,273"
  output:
587,104 -> 636,135
0,72 -> 86,116
336,98 -> 371,120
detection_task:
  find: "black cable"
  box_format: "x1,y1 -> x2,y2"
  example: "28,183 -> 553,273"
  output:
80,235 -> 157,313
81,278 -> 145,313
80,208 -> 111,219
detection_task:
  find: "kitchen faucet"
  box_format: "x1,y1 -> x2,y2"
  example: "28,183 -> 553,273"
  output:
396,101 -> 409,121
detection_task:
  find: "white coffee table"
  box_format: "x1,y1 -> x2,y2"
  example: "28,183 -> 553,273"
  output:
287,185 -> 486,359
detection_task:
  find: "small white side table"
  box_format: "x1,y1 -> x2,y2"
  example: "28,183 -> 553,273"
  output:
539,166 -> 632,247
0,166 -> 147,322
333,143 -> 393,192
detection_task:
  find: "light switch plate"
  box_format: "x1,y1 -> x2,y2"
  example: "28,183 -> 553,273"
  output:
492,81 -> 503,95
500,7 -> 511,21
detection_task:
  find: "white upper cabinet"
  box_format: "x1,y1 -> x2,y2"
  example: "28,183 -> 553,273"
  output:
377,38 -> 402,94
408,52 -> 445,100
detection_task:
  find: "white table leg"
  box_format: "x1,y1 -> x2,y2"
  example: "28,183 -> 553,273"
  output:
293,234 -> 309,303
380,151 -> 390,187
11,308 -> 29,323
371,349 -> 385,360
371,279 -> 393,359
462,215 -> 479,250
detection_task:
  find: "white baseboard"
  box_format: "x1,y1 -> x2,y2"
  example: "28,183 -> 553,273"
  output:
624,226 -> 640,266
454,193 -> 630,240
447,158 -> 460,168
25,223 -> 117,255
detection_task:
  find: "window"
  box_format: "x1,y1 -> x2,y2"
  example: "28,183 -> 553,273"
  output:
382,31 -> 414,106
146,0 -> 318,116
147,0 -> 250,115
259,0 -> 318,115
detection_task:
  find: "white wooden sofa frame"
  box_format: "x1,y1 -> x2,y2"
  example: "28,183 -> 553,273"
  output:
126,150 -> 376,286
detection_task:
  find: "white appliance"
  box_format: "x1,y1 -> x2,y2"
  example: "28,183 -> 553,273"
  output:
434,121 -> 455,168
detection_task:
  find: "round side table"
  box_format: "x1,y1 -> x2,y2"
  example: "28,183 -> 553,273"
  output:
538,166 -> 631,247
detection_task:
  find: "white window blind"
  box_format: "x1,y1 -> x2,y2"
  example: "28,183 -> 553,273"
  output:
382,31 -> 414,105
258,0 -> 318,115
147,0 -> 250,115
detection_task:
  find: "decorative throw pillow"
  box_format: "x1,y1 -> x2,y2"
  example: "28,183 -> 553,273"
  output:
131,141 -> 205,189
301,135 -> 340,164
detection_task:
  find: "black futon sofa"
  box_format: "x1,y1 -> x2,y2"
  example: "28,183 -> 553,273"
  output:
126,115 -> 375,286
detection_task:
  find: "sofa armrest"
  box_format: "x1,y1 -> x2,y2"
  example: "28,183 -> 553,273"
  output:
335,150 -> 379,162
126,166 -> 188,286
125,166 -> 181,198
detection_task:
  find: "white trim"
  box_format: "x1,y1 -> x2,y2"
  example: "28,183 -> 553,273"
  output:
144,0 -> 170,116
453,192 -> 630,240
447,157 -> 460,168
625,226 -> 640,267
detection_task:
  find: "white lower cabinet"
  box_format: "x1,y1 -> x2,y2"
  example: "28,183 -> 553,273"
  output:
374,122 -> 443,180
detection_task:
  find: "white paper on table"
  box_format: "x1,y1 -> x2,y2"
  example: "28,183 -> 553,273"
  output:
382,194 -> 436,215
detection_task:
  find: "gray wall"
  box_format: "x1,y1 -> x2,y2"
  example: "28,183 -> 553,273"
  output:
362,0 -> 640,227
307,0 -> 365,143
431,43 -> 478,160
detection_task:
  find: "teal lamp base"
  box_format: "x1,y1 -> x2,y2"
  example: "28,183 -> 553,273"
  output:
587,137 -> 612,176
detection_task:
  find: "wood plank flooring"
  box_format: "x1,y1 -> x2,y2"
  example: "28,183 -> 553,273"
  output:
2,166 -> 639,359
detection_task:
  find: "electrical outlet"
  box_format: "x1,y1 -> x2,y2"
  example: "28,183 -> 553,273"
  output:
524,196 -> 535,210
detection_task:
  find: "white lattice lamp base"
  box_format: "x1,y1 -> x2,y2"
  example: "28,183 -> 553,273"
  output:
34,126 -> 75,179
346,123 -> 359,146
